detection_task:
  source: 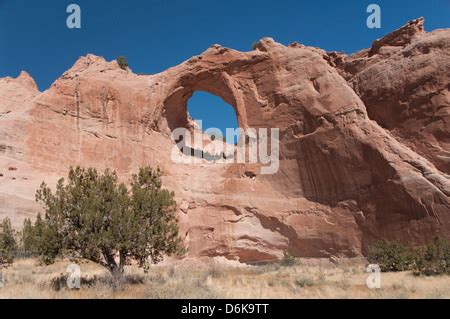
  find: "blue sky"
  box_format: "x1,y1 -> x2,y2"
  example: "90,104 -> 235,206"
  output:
0,0 -> 449,141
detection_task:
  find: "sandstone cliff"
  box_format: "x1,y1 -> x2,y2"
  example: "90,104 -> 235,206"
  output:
329,18 -> 450,174
0,19 -> 448,263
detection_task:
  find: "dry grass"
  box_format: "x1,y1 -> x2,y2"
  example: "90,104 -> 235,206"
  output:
0,258 -> 449,299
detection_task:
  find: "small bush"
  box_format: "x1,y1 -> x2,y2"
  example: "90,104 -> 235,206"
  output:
116,56 -> 129,70
50,273 -> 68,291
251,41 -> 259,51
415,236 -> 450,276
50,273 -> 98,291
368,240 -> 416,272
295,277 -> 314,288
50,273 -> 145,291
280,251 -> 297,267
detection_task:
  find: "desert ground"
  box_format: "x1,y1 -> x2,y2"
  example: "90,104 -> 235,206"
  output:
0,258 -> 448,299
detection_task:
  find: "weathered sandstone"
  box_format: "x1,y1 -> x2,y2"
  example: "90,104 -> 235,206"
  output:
329,18 -> 450,174
0,19 -> 448,263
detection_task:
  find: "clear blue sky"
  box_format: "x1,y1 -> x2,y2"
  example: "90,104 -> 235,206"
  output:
0,0 -> 449,141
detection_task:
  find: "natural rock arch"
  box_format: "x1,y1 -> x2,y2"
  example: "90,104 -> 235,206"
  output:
5,25 -> 448,262
161,71 -> 248,133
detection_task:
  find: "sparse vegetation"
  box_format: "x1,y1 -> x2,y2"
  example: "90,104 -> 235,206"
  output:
0,218 -> 17,266
368,236 -> 450,276
116,56 -> 129,70
368,240 -> 417,272
415,236 -> 450,276
0,258 -> 449,299
251,41 -> 259,50
32,166 -> 183,284
280,251 -> 297,267
295,277 -> 314,288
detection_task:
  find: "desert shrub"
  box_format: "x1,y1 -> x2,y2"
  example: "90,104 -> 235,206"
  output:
251,41 -> 259,50
280,251 -> 297,267
415,236 -> 450,276
50,273 -> 98,291
50,273 -> 68,291
0,218 -> 17,266
295,277 -> 314,288
34,166 -> 183,283
369,237 -> 450,276
116,56 -> 129,70
368,240 -> 417,272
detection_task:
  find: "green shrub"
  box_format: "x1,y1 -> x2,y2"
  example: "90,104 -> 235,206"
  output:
280,251 -> 297,267
295,277 -> 314,288
415,236 -> 450,276
21,214 -> 45,256
0,218 -> 17,266
34,166 -> 183,281
116,56 -> 129,70
368,240 -> 416,272
251,41 -> 259,51
21,218 -> 33,253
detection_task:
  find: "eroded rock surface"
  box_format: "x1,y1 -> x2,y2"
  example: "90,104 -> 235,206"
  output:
0,19 -> 448,263
330,18 -> 450,174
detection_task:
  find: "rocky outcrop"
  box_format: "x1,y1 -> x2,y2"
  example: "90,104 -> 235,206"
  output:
330,18 -> 450,174
0,19 -> 449,263
0,71 -> 43,224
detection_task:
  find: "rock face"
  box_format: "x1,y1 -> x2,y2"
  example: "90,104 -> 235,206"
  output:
0,19 -> 449,263
329,18 -> 450,174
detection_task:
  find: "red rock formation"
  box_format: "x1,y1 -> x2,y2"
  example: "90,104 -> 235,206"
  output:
330,17 -> 450,174
0,19 -> 449,263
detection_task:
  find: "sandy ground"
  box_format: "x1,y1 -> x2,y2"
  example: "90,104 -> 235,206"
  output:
0,258 -> 449,299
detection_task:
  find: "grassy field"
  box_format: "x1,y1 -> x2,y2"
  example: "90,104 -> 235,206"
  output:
0,258 -> 449,299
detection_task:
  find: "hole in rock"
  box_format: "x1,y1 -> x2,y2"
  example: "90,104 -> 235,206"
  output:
187,91 -> 240,145
169,90 -> 243,162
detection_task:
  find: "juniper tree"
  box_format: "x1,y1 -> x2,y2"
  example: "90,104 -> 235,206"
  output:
416,236 -> 450,276
368,240 -> 417,272
0,218 -> 17,266
35,166 -> 182,278
21,218 -> 33,252
21,214 -> 47,256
